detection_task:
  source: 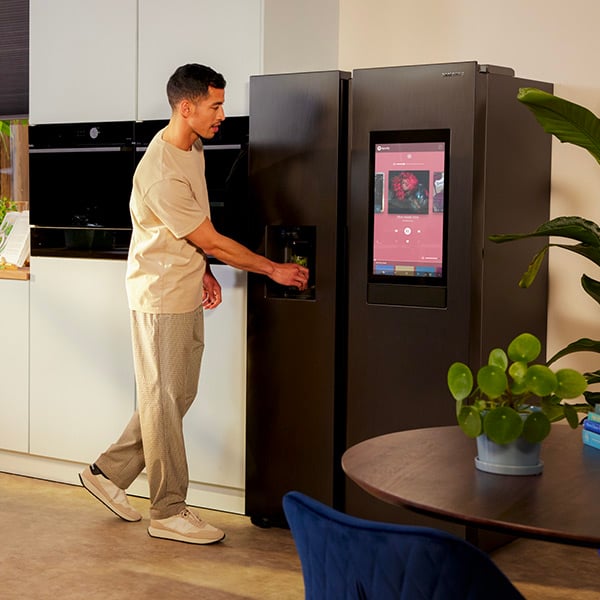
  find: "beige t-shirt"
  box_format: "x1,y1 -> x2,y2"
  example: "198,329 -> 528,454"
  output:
126,128 -> 210,314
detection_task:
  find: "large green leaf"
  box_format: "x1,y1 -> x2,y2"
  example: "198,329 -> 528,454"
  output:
547,338 -> 600,365
490,216 -> 600,248
517,87 -> 600,164
581,274 -> 600,305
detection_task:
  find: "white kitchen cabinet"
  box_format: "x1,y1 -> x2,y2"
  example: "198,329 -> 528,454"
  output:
29,257 -> 135,462
30,0 -> 262,124
29,0 -> 138,124
184,265 -> 247,509
0,279 -> 29,453
137,0 -> 263,120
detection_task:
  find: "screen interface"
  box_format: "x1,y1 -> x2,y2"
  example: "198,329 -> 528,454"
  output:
369,130 -> 449,283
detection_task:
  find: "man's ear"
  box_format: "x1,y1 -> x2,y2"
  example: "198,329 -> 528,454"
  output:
179,99 -> 192,117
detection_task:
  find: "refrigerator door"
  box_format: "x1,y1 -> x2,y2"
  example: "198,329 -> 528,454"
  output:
246,71 -> 350,525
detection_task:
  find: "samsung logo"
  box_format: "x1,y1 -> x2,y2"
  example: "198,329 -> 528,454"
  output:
441,71 -> 465,77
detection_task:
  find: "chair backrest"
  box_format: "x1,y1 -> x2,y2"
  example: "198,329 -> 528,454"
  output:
283,491 -> 524,600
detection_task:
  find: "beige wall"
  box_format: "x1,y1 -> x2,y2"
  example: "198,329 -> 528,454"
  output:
338,0 -> 600,370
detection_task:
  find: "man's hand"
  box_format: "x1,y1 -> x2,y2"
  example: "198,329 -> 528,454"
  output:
272,263 -> 309,290
202,269 -> 222,309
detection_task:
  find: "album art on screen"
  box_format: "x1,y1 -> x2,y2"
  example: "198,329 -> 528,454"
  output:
368,129 -> 449,284
433,171 -> 444,213
387,170 -> 429,214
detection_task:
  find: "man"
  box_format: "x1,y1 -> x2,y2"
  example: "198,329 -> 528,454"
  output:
79,64 -> 308,545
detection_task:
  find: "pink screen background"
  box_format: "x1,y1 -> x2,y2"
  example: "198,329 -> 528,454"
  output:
373,141 -> 445,275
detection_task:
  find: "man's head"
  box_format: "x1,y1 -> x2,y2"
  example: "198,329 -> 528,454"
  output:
167,64 -> 227,140
166,63 -> 226,109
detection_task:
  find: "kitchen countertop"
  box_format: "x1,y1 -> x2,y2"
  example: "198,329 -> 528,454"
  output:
0,266 -> 30,280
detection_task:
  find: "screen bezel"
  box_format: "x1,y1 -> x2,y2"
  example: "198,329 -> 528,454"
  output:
367,128 -> 450,291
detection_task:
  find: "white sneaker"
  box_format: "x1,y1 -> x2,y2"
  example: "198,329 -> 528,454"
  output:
148,508 -> 225,544
79,465 -> 142,522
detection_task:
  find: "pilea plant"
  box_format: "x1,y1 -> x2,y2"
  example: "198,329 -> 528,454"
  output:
448,332 -> 588,445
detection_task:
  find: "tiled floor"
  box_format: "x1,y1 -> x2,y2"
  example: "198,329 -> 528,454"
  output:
1,472 -> 599,599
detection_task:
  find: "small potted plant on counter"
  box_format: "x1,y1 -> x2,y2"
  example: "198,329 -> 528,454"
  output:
447,332 -> 589,475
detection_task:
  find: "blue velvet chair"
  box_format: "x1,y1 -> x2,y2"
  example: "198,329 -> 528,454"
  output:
283,491 -> 524,600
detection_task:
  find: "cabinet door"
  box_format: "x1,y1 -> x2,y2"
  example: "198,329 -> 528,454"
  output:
29,0 -> 137,124
29,257 -> 135,462
138,0 -> 263,120
0,280 -> 29,453
185,266 -> 247,491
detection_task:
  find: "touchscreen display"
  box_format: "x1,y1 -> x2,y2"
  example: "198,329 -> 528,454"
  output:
369,129 -> 449,284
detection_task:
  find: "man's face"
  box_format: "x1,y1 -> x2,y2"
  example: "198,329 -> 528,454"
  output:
188,86 -> 226,139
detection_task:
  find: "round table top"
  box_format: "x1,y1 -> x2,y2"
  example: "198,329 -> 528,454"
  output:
342,425 -> 600,547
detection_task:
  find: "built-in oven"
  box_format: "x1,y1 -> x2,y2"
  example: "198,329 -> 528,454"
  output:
29,121 -> 136,258
29,116 -> 250,258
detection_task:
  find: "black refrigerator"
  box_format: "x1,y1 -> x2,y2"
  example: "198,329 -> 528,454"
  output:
245,63 -> 552,533
345,62 -> 552,525
245,70 -> 350,525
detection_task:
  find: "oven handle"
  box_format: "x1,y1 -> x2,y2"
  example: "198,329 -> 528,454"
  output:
134,143 -> 242,152
29,147 -> 130,153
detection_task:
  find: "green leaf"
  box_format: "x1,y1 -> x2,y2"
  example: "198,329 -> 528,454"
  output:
541,397 -> 566,422
488,348 -> 508,370
583,390 -> 600,406
508,360 -> 528,382
457,405 -> 483,438
581,274 -> 600,305
447,362 -> 473,401
522,411 -> 551,443
524,364 -> 557,396
507,333 -> 541,363
584,370 -> 600,384
517,246 -> 549,288
490,216 -> 600,248
477,365 -> 508,399
563,404 -> 580,428
547,338 -> 600,365
554,368 -> 587,399
517,87 -> 600,165
483,407 -> 524,444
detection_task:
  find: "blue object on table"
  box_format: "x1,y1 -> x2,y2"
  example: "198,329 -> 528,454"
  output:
283,491 -> 524,600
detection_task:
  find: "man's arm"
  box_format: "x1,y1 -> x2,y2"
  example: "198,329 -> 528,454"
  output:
187,218 -> 309,290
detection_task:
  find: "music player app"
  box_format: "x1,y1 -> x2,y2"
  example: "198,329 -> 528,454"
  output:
372,141 -> 445,278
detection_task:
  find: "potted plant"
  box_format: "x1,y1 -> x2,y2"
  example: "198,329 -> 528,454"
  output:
489,88 -> 600,409
447,332 -> 588,475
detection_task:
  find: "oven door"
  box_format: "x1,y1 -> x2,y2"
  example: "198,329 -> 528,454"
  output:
29,121 -> 136,258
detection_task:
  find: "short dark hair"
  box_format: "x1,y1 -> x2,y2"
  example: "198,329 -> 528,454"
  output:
166,64 -> 226,109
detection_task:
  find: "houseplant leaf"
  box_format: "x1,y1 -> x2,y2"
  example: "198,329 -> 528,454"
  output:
554,368 -> 588,399
457,405 -> 482,438
477,365 -> 508,399
507,332 -> 541,363
581,274 -> 600,305
447,362 -> 473,401
483,407 -> 524,444
521,411 -> 551,443
517,87 -> 600,165
524,364 -> 557,396
490,216 -> 600,250
547,338 -> 600,365
488,348 -> 508,370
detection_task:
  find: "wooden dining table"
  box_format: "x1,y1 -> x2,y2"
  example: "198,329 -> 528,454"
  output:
342,425 -> 600,548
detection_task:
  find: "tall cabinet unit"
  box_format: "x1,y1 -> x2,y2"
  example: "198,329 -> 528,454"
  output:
245,71 -> 350,524
345,62 -> 553,522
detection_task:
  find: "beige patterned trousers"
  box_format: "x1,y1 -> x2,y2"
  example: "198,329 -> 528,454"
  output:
96,308 -> 205,520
